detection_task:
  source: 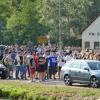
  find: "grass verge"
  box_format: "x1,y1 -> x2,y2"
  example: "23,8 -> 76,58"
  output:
0,80 -> 100,100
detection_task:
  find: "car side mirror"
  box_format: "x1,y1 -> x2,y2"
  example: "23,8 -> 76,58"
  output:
84,68 -> 89,71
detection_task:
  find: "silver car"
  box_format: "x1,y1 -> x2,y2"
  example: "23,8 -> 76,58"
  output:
61,59 -> 100,88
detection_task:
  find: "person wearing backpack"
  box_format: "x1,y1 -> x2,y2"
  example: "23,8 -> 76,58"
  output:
29,54 -> 36,82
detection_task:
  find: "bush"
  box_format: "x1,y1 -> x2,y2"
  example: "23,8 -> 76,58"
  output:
39,95 -> 48,100
48,96 -> 56,100
0,89 -> 2,97
1,89 -> 11,97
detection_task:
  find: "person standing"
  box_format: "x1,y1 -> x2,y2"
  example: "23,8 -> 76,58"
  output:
22,51 -> 28,80
38,55 -> 46,82
5,51 -> 14,79
26,52 -> 32,78
47,51 -> 57,80
33,51 -> 39,79
29,53 -> 36,82
57,52 -> 65,79
19,50 -> 24,79
15,52 -> 21,79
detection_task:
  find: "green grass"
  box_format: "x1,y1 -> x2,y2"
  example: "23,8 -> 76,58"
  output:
0,80 -> 100,100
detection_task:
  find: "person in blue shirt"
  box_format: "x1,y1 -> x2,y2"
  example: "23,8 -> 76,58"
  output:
47,51 -> 57,79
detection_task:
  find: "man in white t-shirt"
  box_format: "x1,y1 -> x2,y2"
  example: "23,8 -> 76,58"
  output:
65,54 -> 73,63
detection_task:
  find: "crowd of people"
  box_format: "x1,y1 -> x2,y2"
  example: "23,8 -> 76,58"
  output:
0,44 -> 100,82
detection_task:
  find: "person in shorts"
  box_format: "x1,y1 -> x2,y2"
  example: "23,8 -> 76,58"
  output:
47,51 -> 57,80
57,59 -> 65,79
38,55 -> 46,81
29,56 -> 36,82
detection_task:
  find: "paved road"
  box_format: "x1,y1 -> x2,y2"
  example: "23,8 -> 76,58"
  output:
0,79 -> 88,88
39,79 -> 64,85
38,80 -> 88,87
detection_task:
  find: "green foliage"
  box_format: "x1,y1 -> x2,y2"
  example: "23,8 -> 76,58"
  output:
0,0 -> 99,45
5,0 -> 49,44
0,81 -> 100,99
48,96 -> 57,100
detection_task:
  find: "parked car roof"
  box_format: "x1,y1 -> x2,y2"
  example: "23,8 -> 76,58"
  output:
69,59 -> 100,62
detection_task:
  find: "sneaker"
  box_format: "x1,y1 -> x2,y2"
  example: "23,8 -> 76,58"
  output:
53,78 -> 56,80
32,79 -> 36,82
42,79 -> 46,82
16,77 -> 20,80
28,80 -> 32,83
39,79 -> 43,82
36,80 -> 40,82
49,78 -> 53,81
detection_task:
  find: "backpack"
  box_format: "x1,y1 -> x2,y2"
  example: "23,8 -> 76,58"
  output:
30,58 -> 36,68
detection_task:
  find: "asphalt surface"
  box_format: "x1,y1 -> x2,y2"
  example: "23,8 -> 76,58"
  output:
0,79 -> 89,88
35,79 -> 88,87
37,79 -> 65,85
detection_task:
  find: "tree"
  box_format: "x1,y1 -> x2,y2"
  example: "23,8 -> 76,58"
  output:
6,0 -> 49,44
0,0 -> 12,44
0,0 -> 100,45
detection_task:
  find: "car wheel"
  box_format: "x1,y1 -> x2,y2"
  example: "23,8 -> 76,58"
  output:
64,75 -> 72,86
1,73 -> 8,79
1,76 -> 7,79
90,77 -> 98,88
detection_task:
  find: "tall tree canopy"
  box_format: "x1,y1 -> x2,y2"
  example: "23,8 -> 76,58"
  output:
0,0 -> 100,45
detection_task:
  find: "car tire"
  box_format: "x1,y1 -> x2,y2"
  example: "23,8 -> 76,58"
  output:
64,75 -> 72,86
90,77 -> 98,88
1,74 -> 8,79
1,76 -> 7,79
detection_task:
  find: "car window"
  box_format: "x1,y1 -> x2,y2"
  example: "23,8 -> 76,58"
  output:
88,62 -> 100,70
70,61 -> 80,69
80,62 -> 88,69
62,62 -> 71,68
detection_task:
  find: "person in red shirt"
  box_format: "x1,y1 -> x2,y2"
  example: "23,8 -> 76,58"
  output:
33,51 -> 39,79
29,56 -> 36,82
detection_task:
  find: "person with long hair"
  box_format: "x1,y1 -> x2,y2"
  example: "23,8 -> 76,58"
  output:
29,54 -> 36,82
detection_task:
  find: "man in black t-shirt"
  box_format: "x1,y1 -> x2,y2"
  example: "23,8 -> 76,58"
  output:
38,55 -> 46,81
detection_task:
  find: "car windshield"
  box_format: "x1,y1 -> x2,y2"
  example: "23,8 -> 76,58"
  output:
88,62 -> 100,70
